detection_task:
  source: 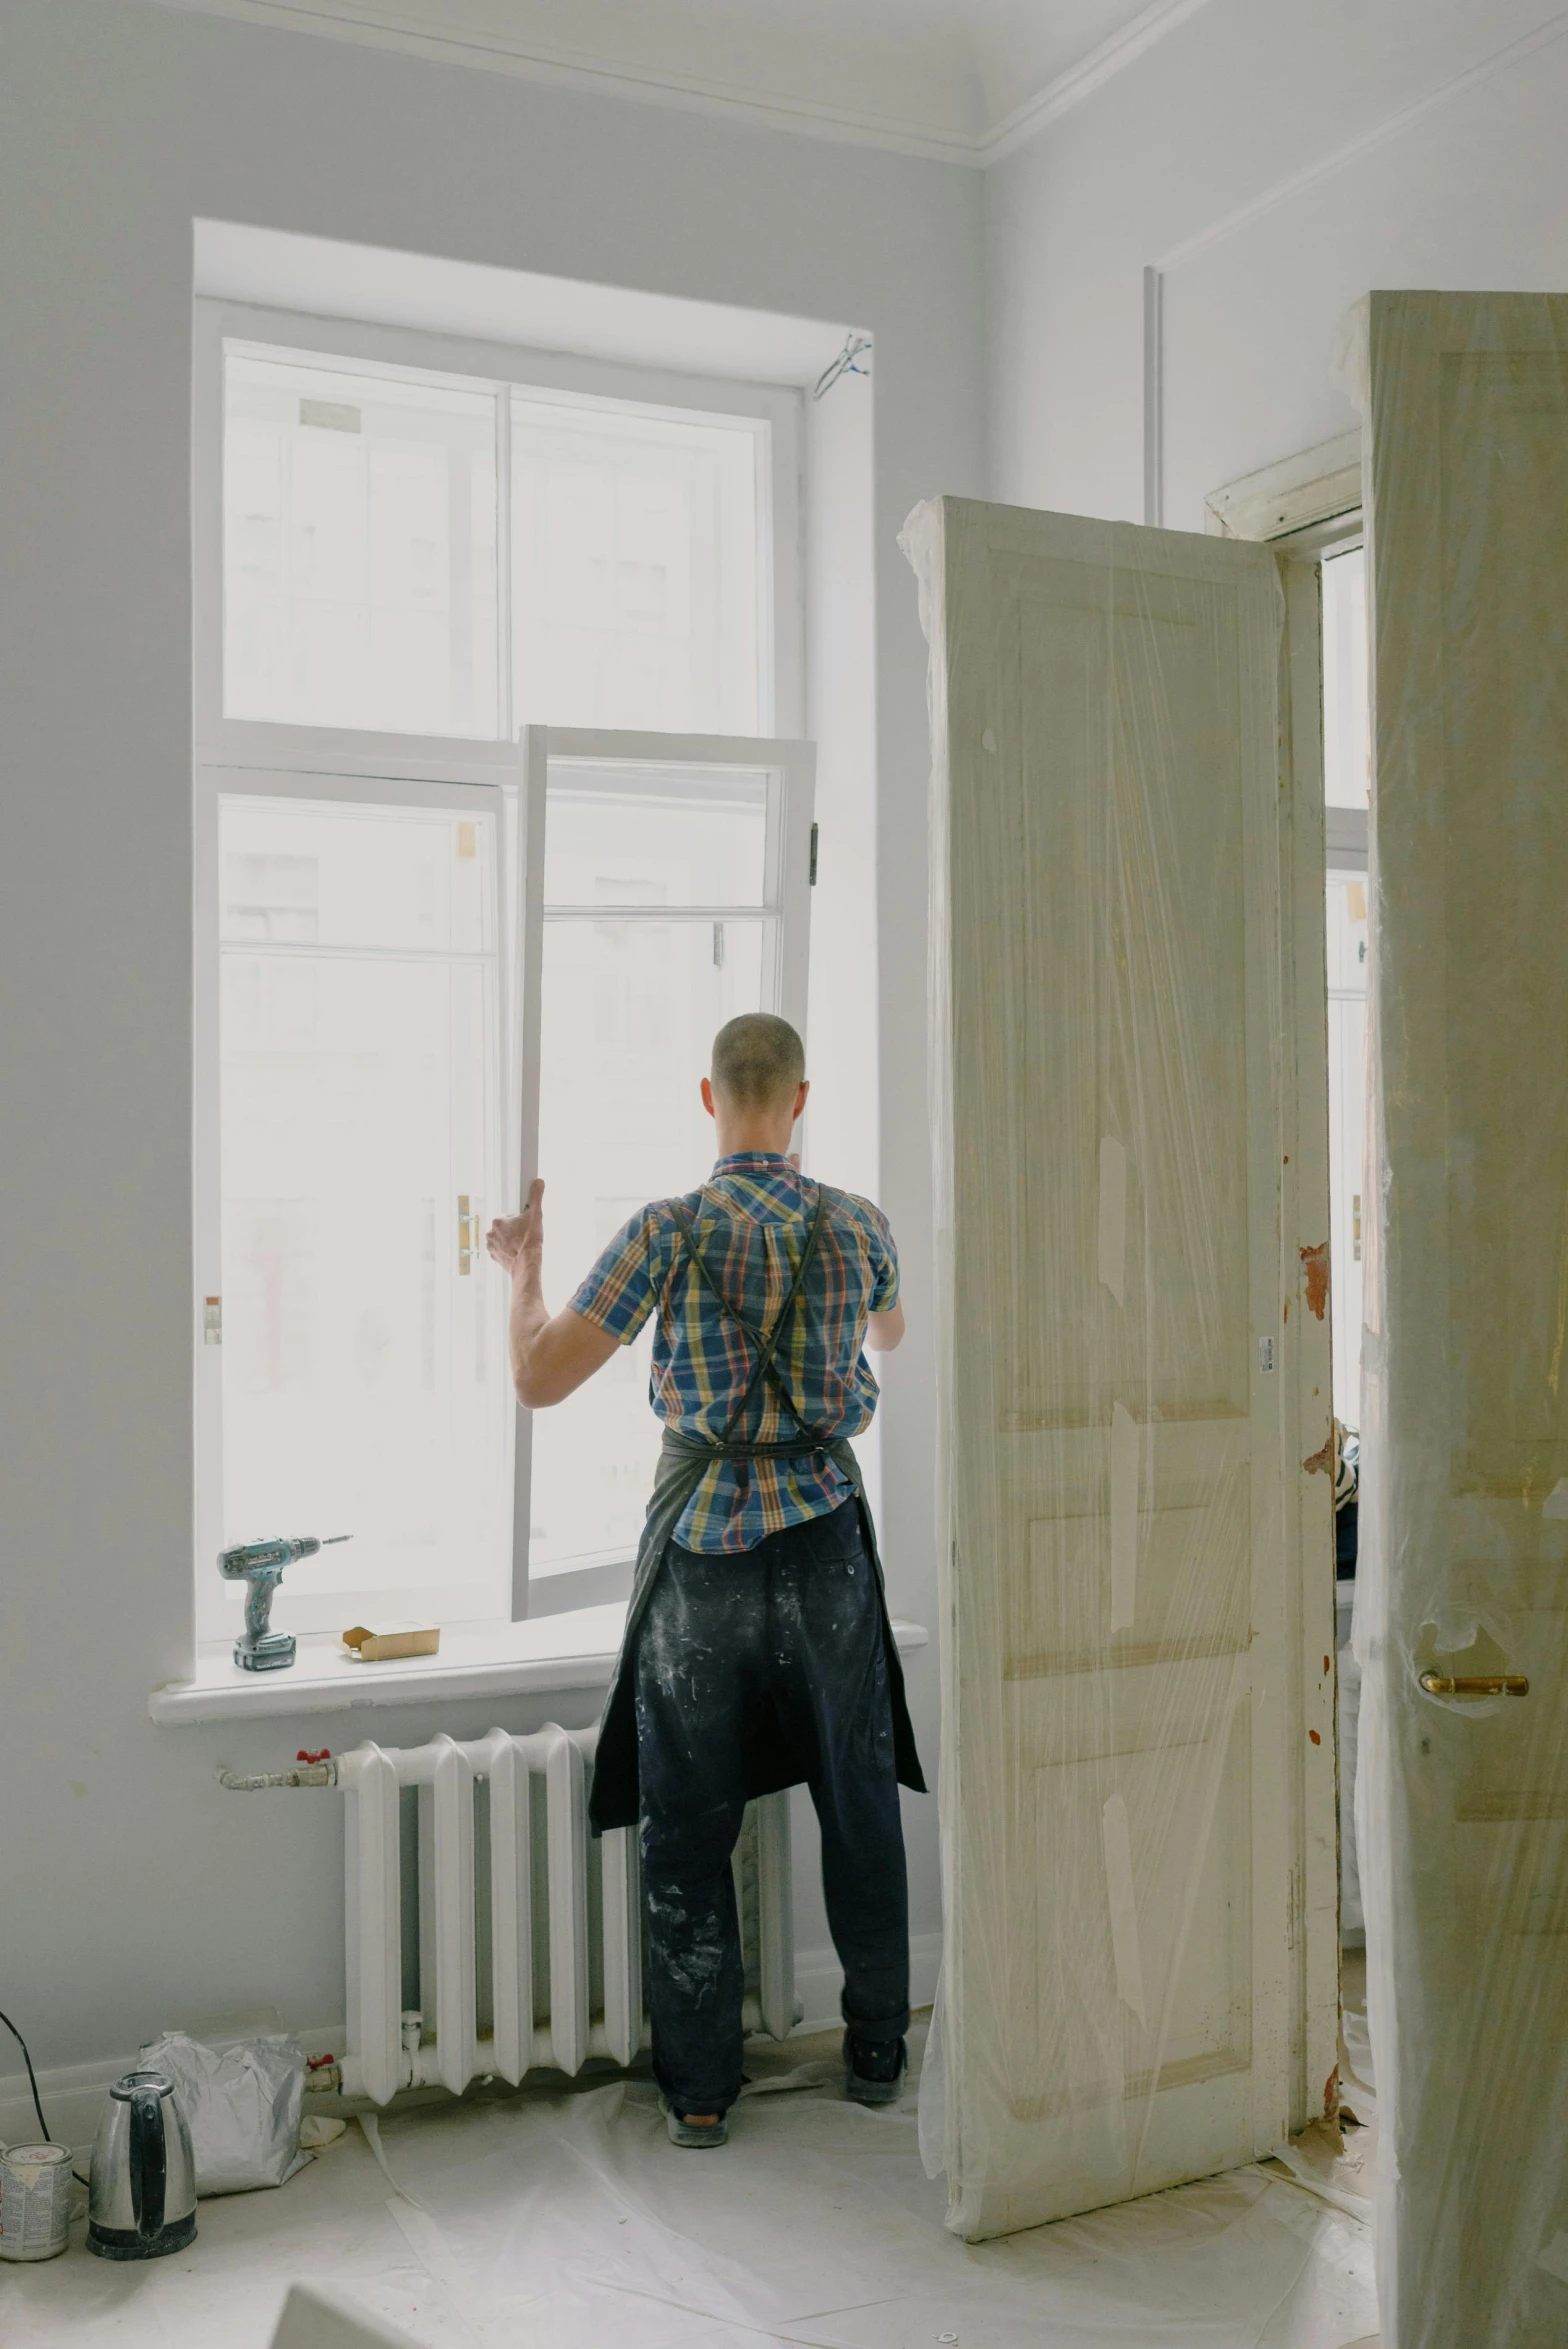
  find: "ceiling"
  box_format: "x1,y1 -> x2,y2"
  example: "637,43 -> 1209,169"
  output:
148,0 -> 1212,162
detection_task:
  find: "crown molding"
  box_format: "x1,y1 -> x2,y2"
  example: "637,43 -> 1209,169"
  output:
143,0 -> 990,164
143,0 -> 1217,169
1156,2 -> 1568,271
979,0 -> 1215,164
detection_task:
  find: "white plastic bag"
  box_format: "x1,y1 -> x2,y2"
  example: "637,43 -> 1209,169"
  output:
138,2030 -> 310,2194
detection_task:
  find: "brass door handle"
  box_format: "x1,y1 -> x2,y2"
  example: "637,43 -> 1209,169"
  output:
1419,1672 -> 1529,1697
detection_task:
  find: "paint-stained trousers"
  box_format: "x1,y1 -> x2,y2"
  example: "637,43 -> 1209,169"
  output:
633,1497 -> 910,2116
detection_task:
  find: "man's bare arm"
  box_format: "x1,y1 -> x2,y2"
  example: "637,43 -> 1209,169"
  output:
866,1302 -> 905,1353
486,1180 -> 620,1407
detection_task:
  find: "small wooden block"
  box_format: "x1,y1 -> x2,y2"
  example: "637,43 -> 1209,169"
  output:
341,1623 -> 441,1663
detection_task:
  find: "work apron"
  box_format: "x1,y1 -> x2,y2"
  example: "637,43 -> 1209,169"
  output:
587,1182 -> 926,1834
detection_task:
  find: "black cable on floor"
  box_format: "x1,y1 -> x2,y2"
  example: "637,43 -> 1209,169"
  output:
0,2005 -> 53,2144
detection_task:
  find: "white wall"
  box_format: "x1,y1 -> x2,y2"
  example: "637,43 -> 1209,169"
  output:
986,0 -> 1568,528
0,0 -> 983,2081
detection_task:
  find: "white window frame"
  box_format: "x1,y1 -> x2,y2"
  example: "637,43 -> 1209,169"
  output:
193,299 -> 804,759
192,306 -> 814,1647
1208,436 -> 1368,870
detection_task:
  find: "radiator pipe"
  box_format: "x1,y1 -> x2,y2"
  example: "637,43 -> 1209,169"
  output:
218,1761 -> 339,1790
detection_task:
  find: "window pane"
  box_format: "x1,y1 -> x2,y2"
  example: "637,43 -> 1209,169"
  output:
512,392 -> 762,733
544,760 -> 768,908
1322,546 -> 1369,809
217,796 -> 509,1625
1326,871 -> 1369,1430
221,796 -> 494,954
530,917 -> 767,1574
224,353 -> 500,736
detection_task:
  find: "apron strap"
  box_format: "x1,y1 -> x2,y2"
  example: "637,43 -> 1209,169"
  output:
668,1182 -> 831,1447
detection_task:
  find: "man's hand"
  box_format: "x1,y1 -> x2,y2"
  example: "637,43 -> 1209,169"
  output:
486,1178 -> 544,1278
487,1178 -> 617,1407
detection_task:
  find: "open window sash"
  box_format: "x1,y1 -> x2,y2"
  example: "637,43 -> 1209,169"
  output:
510,726 -> 816,1618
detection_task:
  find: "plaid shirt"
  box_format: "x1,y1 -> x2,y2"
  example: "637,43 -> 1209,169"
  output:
568,1153 -> 900,1554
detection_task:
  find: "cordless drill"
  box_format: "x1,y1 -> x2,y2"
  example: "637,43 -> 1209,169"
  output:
219,1534 -> 350,1673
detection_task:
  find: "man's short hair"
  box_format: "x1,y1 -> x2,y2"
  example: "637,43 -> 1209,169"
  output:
710,1013 -> 805,1107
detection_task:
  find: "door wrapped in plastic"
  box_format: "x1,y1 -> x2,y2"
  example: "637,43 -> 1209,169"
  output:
1350,289 -> 1568,2349
901,497 -> 1338,2242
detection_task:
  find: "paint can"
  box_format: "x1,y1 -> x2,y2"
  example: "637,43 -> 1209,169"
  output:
0,2141 -> 74,2261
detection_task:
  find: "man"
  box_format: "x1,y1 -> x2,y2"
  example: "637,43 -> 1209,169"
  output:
486,1012 -> 924,2148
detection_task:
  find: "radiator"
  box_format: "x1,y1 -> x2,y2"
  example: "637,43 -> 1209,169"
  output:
332,1725 -> 796,2104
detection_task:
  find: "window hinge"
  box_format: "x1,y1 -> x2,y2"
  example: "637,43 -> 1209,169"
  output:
809,822 -> 819,885
203,1296 -> 222,1347
457,1196 -> 477,1276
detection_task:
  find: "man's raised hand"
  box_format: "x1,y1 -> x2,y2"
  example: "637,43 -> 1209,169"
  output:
487,1178 -> 545,1278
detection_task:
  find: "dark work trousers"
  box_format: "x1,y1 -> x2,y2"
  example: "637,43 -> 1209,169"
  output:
633,1496 -> 910,2117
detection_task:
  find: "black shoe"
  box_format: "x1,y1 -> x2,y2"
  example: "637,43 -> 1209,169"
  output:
843,2030 -> 908,2107
659,2095 -> 729,2148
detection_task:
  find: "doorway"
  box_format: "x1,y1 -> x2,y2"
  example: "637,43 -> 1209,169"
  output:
1208,446 -> 1378,2131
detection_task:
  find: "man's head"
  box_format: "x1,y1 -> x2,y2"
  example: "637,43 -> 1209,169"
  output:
701,1013 -> 808,1151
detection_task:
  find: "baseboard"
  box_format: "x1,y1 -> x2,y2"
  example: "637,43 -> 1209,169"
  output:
791,1930 -> 943,2035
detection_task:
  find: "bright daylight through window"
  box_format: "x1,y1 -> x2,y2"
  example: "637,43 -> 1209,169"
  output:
201,325 -> 802,1639
216,791 -> 509,1628
531,760 -> 773,1577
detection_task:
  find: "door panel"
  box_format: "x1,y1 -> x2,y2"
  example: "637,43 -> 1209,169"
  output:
907,499 -> 1337,2239
1359,292 -> 1568,2349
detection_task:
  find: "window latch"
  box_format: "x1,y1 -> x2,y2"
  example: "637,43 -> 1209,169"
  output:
457,1196 -> 477,1276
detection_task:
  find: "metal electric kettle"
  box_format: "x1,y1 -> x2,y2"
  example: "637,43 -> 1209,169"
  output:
87,2070 -> 197,2261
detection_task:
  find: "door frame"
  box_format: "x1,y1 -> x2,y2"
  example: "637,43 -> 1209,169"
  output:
1209,440 -> 1364,2125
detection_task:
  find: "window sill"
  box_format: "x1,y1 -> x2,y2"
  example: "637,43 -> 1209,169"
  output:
150,1608 -> 930,1726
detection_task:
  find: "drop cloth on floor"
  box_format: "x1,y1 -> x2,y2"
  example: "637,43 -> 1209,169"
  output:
5,2035 -> 1377,2349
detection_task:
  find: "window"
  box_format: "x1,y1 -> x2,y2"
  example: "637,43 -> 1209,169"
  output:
519,734 -> 813,1593
200,779 -> 510,1636
223,354 -> 500,736
195,305 -> 810,1644
510,392 -> 761,733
